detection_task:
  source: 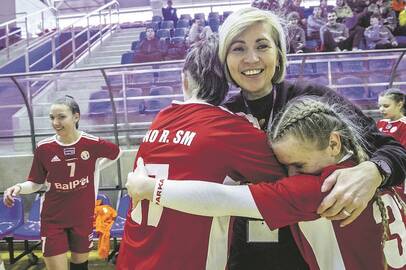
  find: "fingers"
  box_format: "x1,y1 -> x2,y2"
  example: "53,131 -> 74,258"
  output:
3,188 -> 15,207
339,207 -> 364,227
320,171 -> 338,193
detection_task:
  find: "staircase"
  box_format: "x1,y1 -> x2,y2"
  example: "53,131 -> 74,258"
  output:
76,27 -> 142,68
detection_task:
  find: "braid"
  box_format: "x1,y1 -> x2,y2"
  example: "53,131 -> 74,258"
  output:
270,96 -> 369,162
374,194 -> 390,270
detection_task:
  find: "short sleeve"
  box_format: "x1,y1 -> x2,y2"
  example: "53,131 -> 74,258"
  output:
27,147 -> 47,184
95,138 -> 120,160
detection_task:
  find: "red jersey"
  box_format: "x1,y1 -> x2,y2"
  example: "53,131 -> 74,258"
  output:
28,132 -> 120,226
377,117 -> 406,197
250,161 -> 406,270
377,117 -> 406,147
118,101 -> 285,270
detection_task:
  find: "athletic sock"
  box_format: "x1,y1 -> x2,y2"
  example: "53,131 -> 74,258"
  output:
70,260 -> 88,270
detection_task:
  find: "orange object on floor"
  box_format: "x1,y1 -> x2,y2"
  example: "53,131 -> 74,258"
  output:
94,200 -> 117,259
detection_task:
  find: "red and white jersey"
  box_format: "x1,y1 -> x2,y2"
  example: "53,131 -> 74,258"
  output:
250,161 -> 406,270
377,117 -> 406,197
28,132 -> 120,226
118,101 -> 285,270
377,117 -> 406,147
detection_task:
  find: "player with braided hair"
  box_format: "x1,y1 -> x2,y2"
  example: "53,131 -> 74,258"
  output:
126,96 -> 406,270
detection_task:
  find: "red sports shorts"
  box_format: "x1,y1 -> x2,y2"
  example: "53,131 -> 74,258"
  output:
41,222 -> 93,257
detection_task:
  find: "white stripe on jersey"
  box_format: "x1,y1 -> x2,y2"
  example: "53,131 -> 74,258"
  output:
37,136 -> 56,147
205,216 -> 230,270
41,237 -> 46,253
82,132 -> 99,141
299,218 -> 345,270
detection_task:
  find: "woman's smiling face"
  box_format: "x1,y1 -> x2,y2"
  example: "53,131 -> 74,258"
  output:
226,22 -> 278,100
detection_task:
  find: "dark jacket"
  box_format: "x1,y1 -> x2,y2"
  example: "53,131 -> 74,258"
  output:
224,80 -> 406,270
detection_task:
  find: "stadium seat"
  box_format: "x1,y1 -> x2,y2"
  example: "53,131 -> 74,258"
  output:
145,86 -> 174,113
13,195 -> 41,241
222,11 -> 233,22
110,194 -> 130,238
121,51 -> 134,64
194,13 -> 205,20
131,40 -> 139,51
336,76 -> 368,100
176,19 -> 190,28
152,15 -> 163,24
145,22 -> 159,31
119,88 -> 145,113
0,196 -> 23,239
180,14 -> 192,21
157,29 -> 170,39
161,20 -> 174,30
173,28 -> 188,37
208,12 -> 220,20
97,193 -> 111,206
208,18 -> 220,32
139,31 -> 146,41
88,90 -> 112,116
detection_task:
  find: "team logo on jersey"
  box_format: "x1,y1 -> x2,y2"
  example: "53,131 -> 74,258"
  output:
390,126 -> 398,133
81,151 -> 90,160
51,155 -> 61,162
63,147 -> 75,156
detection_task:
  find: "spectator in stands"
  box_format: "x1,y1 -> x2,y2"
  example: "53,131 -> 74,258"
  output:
187,18 -> 213,44
214,6 -> 406,270
320,10 -> 363,51
162,0 -> 178,27
364,13 -> 398,49
379,5 -> 398,32
320,0 -> 334,18
3,96 -> 121,270
392,0 -> 406,17
127,95 -> 406,270
134,26 -> 165,63
334,0 -> 354,23
283,0 -> 307,27
252,0 -> 280,11
308,6 -> 327,39
286,11 -> 306,53
398,5 -> 406,34
347,0 -> 371,14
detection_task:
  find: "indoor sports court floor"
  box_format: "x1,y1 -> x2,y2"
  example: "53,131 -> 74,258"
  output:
0,249 -> 115,270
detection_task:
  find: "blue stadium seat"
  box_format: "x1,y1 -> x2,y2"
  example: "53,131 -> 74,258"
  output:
161,20 -> 174,30
157,29 -> 170,39
180,14 -> 192,21
194,13 -> 205,20
119,88 -> 145,113
152,15 -> 163,24
176,19 -> 190,28
336,76 -> 368,100
121,51 -> 134,64
131,40 -> 139,51
173,28 -> 188,37
88,90 -> 112,116
110,194 -> 130,238
13,195 -> 41,240
139,31 -> 146,41
145,86 -> 174,113
145,22 -> 159,31
222,11 -> 233,22
208,12 -> 220,20
97,193 -> 111,206
0,196 -> 23,239
208,18 -> 220,32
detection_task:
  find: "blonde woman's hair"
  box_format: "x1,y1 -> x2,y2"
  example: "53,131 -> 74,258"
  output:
218,7 -> 287,85
270,96 -> 369,163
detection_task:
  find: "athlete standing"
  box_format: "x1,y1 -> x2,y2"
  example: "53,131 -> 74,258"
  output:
3,96 -> 121,270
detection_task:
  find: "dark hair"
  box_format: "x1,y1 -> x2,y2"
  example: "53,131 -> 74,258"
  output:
370,13 -> 381,20
183,34 -> 229,105
53,95 -> 81,128
380,88 -> 406,114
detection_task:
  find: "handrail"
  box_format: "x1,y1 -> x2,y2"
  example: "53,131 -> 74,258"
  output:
0,6 -> 57,28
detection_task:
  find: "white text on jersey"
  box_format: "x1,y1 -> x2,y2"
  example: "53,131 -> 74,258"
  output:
54,176 -> 89,191
143,129 -> 196,146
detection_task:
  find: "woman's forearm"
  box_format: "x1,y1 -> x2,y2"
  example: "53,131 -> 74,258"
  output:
153,180 -> 263,219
